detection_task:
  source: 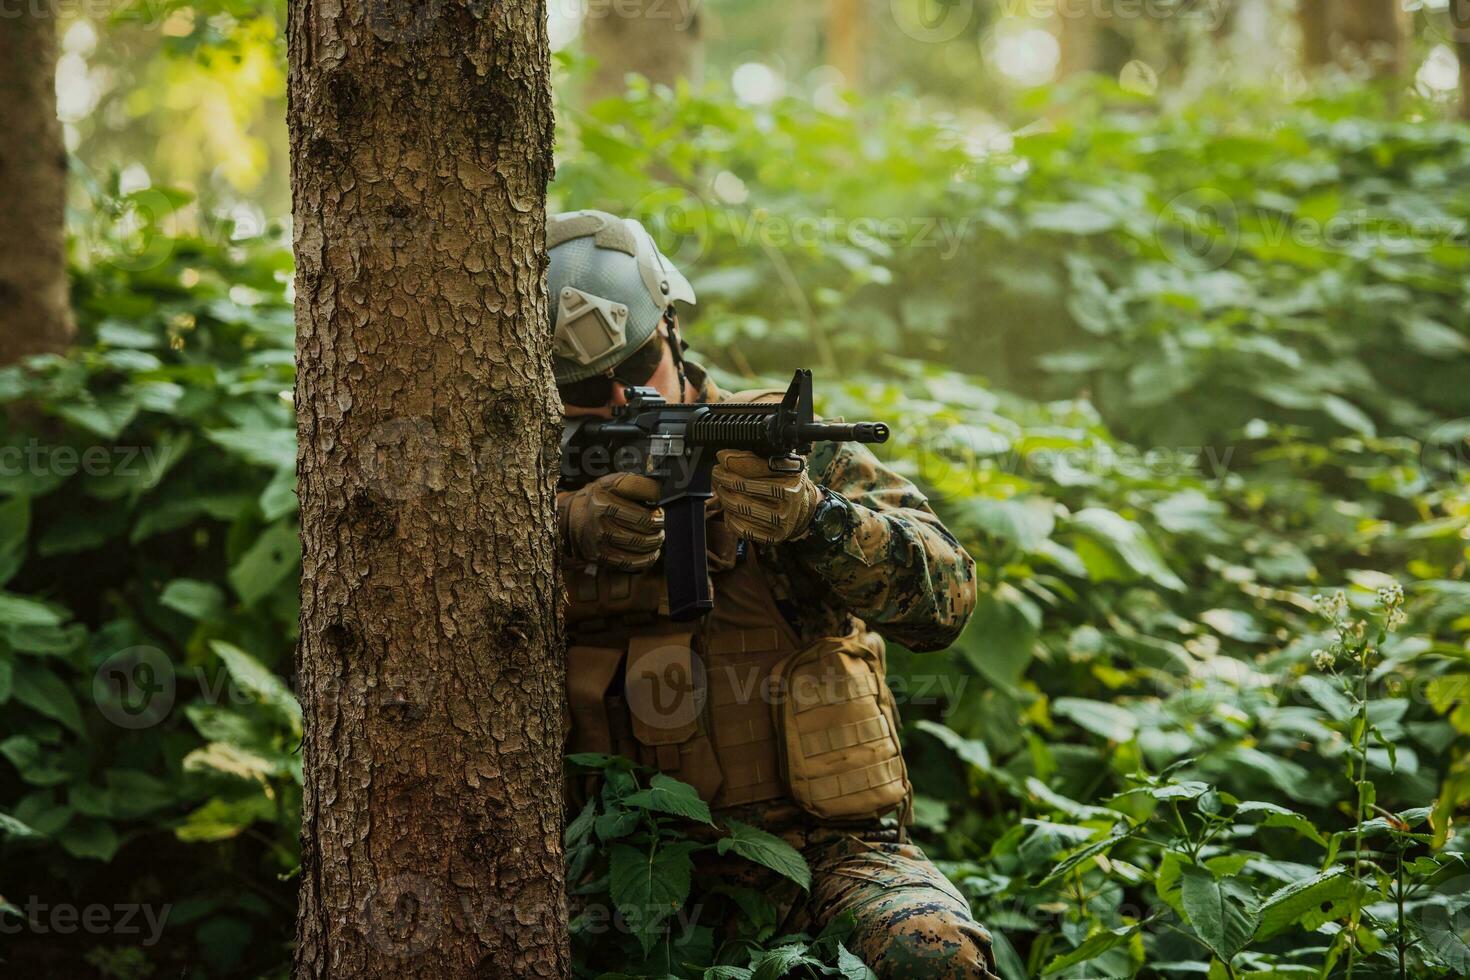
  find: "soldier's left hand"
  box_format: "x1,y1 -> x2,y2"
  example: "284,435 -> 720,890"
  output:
711,450 -> 823,545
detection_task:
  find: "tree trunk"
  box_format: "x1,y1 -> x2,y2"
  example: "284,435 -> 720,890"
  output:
1339,0 -> 1405,77
1296,0 -> 1334,69
825,0 -> 864,88
582,0 -> 701,99
287,0 -> 568,976
1055,0 -> 1097,77
0,1 -> 75,365
1454,0 -> 1470,121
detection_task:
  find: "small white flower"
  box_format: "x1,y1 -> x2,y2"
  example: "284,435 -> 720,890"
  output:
1312,648 -> 1335,671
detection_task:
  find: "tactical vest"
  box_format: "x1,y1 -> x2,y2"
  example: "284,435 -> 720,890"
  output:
564,509 -> 913,822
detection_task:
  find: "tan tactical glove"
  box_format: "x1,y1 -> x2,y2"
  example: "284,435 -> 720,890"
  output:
557,473 -> 664,570
711,450 -> 823,545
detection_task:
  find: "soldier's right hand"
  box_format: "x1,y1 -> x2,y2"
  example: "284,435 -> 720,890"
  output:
557,473 -> 664,571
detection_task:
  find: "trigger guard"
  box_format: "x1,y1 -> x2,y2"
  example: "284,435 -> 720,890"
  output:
767,454 -> 805,474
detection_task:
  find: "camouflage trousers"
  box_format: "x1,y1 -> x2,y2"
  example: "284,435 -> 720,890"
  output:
715,815 -> 999,979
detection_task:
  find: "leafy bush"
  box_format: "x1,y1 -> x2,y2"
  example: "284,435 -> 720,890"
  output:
3,83 -> 1470,977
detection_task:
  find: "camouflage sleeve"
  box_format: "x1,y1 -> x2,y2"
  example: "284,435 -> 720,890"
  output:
784,441 -> 976,652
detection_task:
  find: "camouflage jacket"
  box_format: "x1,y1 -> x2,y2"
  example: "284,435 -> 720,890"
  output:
686,359 -> 976,653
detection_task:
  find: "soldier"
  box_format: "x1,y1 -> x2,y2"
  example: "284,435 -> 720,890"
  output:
551,209 -> 998,979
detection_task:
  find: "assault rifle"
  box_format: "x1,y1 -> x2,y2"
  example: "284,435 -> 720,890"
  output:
559,369 -> 889,621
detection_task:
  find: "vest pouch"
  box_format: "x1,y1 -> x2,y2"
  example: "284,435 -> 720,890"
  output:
624,632 -> 723,802
567,645 -> 626,756
771,632 -> 910,822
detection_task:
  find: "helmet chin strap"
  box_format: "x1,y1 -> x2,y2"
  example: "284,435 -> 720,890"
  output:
664,308 -> 688,404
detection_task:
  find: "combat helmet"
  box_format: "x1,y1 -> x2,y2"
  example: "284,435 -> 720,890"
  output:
547,210 -> 696,385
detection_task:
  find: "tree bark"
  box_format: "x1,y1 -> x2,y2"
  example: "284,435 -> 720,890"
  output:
287,0 -> 568,977
1055,0 -> 1097,77
1454,0 -> 1470,121
582,0 -> 701,99
0,0 -> 75,365
825,0 -> 864,89
1296,0 -> 1334,70
1339,0 -> 1405,78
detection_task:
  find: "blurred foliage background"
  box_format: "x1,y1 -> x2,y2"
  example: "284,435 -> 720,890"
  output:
4,0 -> 1470,976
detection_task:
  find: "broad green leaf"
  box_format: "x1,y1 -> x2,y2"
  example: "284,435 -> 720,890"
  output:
1053,697 -> 1138,742
0,592 -> 63,627
1043,924 -> 1137,974
1256,867 -> 1358,940
608,840 -> 699,953
57,819 -> 121,862
1180,866 -> 1259,962
12,663 -> 84,733
1068,508 -> 1185,591
717,819 -> 811,891
622,773 -> 714,825
209,641 -> 301,730
160,578 -> 227,621
1234,801 -> 1327,847
227,523 -> 300,607
916,719 -> 991,771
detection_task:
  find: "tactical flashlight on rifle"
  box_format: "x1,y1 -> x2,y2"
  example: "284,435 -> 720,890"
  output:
560,369 -> 889,622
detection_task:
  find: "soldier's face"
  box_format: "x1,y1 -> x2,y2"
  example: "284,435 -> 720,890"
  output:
560,322 -> 688,418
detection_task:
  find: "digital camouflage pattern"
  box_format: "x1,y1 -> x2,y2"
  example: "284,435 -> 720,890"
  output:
680,360 -> 994,978
686,358 -> 978,653
710,817 -> 999,980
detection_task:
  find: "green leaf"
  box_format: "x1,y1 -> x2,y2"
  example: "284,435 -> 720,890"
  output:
160,579 -> 227,621
1181,866 -> 1259,962
205,428 -> 297,470
12,663 -> 84,733
1255,867 -> 1358,940
751,944 -> 821,980
57,818 -> 121,861
1053,697 -> 1138,742
916,719 -> 991,771
57,394 -> 139,440
608,840 -> 699,953
1039,827 -> 1132,886
0,735 -> 72,785
955,587 -> 1038,691
1044,924 -> 1138,974
227,522 -> 300,607
962,496 -> 1055,552
1234,801 -> 1328,847
0,659 -> 12,703
0,811 -> 40,839
209,640 -> 301,729
717,819 -> 811,891
622,773 -> 714,825
175,795 -> 276,843
1068,508 -> 1185,591
0,592 -> 63,627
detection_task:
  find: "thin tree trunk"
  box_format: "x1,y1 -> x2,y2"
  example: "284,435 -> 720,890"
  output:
287,0 -> 568,976
1454,0 -> 1470,121
0,0 -> 75,365
1055,0 -> 1097,77
1296,0 -> 1334,69
825,0 -> 864,88
1339,0 -> 1405,77
582,0 -> 701,98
